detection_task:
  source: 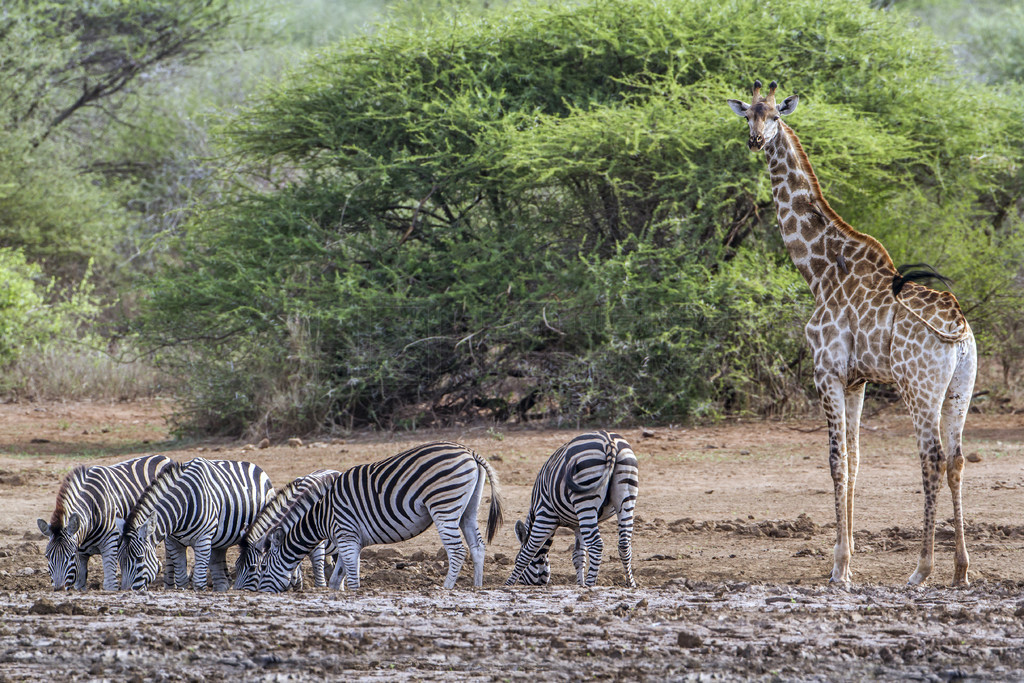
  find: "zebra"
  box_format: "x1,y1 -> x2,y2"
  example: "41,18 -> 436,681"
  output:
116,457 -> 274,591
505,431 -> 638,588
36,454 -> 188,591
258,442 -> 504,592
234,469 -> 340,591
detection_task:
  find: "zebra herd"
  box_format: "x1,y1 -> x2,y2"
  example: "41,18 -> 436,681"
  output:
37,431 -> 639,592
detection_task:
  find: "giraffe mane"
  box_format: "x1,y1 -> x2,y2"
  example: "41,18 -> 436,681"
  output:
781,121 -> 897,272
50,466 -> 91,529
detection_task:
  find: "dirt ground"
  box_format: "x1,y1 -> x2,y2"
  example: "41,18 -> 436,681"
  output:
1,400 -> 1022,680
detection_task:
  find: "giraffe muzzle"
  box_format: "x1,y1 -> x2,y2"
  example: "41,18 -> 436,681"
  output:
748,134 -> 765,150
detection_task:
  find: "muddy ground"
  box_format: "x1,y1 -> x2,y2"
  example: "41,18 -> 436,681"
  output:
1,400 -> 1022,680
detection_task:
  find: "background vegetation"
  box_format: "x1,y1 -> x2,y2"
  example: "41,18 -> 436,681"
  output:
3,0 -> 1023,436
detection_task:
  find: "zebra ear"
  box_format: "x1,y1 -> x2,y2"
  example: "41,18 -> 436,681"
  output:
114,517 -> 126,535
515,520 -> 528,544
139,517 -> 153,541
65,513 -> 81,536
270,528 -> 284,551
37,519 -> 52,537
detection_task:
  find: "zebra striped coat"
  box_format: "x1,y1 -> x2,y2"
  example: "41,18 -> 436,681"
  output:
259,442 -> 504,592
234,469 -> 340,591
116,457 -> 274,591
37,454 -> 185,591
505,431 -> 639,588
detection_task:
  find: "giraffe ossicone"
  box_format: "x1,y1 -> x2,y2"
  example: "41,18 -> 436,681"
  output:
727,80 -> 977,587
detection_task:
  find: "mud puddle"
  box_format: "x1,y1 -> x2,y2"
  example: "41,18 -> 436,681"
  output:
2,582 -> 1022,681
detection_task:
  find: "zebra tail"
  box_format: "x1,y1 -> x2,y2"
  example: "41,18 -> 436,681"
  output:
566,434 -> 617,494
475,453 -> 505,544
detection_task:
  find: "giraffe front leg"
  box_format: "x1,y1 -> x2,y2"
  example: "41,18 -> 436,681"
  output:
845,384 -> 865,558
816,373 -> 851,585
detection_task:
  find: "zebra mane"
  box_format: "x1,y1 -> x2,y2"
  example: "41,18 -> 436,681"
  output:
50,465 -> 90,528
240,476 -> 308,550
269,473 -> 336,540
124,461 -> 184,531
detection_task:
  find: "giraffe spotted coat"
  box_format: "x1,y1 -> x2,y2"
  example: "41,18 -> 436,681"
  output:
728,80 -> 976,587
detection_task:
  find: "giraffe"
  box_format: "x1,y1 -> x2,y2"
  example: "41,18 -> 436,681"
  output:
726,80 -> 977,586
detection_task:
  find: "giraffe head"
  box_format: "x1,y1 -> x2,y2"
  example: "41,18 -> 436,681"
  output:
727,80 -> 799,151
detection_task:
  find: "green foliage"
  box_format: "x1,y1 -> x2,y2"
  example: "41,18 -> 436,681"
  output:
0,248 -> 100,370
897,0 -> 1024,85
139,0 -> 1024,435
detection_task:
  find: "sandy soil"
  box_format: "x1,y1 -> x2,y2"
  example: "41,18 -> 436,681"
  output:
1,400 -> 1022,680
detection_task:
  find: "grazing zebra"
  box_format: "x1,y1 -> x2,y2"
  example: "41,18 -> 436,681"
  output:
505,431 -> 639,588
234,469 -> 340,591
116,457 -> 274,591
37,454 -> 188,591
258,442 -> 504,592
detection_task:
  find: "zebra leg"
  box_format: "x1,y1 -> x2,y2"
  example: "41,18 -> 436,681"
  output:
459,510 -> 486,588
191,538 -> 212,590
505,516 -> 558,586
74,552 -> 90,591
430,509 -> 468,590
209,548 -> 230,591
100,535 -> 120,591
310,541 -> 327,588
576,508 -> 604,587
331,542 -> 360,591
164,537 -> 189,588
290,566 -> 304,591
617,509 -> 637,588
572,531 -> 586,585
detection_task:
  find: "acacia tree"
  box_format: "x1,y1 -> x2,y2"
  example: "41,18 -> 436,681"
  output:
138,0 -> 1024,436
0,0 -> 236,284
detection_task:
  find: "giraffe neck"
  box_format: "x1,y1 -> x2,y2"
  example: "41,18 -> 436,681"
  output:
763,123 -> 895,303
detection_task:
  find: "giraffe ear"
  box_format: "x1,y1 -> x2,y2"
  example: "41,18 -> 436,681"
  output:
777,94 -> 799,116
726,99 -> 749,117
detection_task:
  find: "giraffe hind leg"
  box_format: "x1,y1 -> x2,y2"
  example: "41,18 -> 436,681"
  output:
943,341 -> 976,587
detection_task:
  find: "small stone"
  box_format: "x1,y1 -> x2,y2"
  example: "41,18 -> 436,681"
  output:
240,444 -> 255,451
258,438 -> 271,449
677,631 -> 703,648
965,452 -> 982,463
287,438 -> 303,448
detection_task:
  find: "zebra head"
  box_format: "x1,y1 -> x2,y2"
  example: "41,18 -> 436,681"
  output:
116,516 -> 160,591
233,538 -> 263,591
513,520 -> 552,586
37,513 -> 81,591
257,528 -> 295,593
